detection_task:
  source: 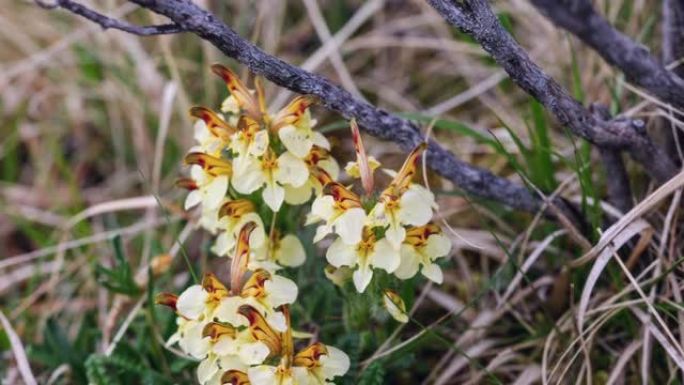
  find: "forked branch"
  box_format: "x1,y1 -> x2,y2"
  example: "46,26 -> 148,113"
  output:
427,0 -> 677,183
531,0 -> 684,110
45,0 -> 184,36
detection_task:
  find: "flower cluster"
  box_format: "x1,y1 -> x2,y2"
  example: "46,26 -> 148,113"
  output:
309,121 -> 452,293
158,225 -> 349,385
176,64 -> 339,272
163,63 -> 453,383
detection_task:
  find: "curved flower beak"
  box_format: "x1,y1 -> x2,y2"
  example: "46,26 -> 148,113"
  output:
155,292 -> 178,311
202,321 -> 237,341
271,95 -> 316,131
240,269 -> 271,299
190,106 -> 236,140
231,222 -> 257,294
184,152 -> 233,177
211,64 -> 262,120
293,342 -> 327,368
202,272 -> 230,301
382,142 -> 427,197
237,305 -> 282,357
219,199 -> 256,219
175,177 -> 198,191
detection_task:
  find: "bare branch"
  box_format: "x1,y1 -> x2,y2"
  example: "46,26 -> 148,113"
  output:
49,0 -> 184,36
664,0 -> 684,75
427,0 -> 677,184
531,0 -> 684,110
41,0 -> 565,216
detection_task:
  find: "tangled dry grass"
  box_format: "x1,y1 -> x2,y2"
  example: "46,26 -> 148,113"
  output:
2,0 -> 684,384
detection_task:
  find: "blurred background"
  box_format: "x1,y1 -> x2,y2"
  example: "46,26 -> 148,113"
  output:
0,0 -> 671,384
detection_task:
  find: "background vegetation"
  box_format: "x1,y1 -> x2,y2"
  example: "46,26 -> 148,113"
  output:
1,0 -> 681,384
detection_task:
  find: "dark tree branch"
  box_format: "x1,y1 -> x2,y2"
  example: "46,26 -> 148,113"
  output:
39,0 -> 565,219
664,0 -> 684,76
531,0 -> 684,111
427,0 -> 677,184
49,0 -> 184,36
662,0 -> 684,160
591,104 -> 633,213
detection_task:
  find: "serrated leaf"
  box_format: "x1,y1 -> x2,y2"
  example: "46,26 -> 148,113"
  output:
358,361 -> 385,385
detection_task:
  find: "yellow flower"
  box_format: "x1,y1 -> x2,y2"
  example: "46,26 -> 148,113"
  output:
212,64 -> 266,122
326,227 -> 399,293
250,230 -> 306,272
284,145 -> 340,205
309,182 -> 367,245
395,224 -> 452,284
231,269 -> 299,332
160,274 -> 229,358
212,200 -> 267,257
276,106 -> 321,158
182,152 -> 232,211
229,116 -> 270,172
344,156 -> 380,179
291,342 -> 350,384
231,148 -> 309,212
382,289 -> 409,323
370,143 -> 434,249
211,64 -> 317,142
189,106 -> 235,157
323,265 -> 353,287
247,342 -> 350,385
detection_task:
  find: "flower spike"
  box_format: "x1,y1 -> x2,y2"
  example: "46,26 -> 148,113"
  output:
350,119 -> 374,197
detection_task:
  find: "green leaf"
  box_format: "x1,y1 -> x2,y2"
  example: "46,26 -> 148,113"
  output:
524,100 -> 557,192
0,329 -> 10,352
95,235 -> 141,296
358,361 -> 385,385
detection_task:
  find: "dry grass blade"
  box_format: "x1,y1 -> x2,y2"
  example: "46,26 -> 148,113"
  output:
572,169 -> 684,267
0,309 -> 37,385
499,229 -> 566,306
606,341 -> 642,385
577,219 -> 651,332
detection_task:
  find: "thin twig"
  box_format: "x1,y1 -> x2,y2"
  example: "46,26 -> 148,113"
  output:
49,0 -> 184,36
